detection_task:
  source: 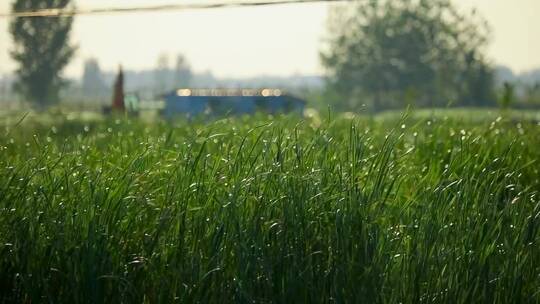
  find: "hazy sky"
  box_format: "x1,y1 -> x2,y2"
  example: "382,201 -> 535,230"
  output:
0,0 -> 539,78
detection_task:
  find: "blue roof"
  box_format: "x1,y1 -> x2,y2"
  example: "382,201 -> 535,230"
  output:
161,88 -> 305,117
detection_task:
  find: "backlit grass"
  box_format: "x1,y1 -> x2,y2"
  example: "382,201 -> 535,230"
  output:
1,112 -> 539,303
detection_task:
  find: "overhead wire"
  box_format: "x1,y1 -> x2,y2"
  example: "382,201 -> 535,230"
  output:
0,0 -> 351,18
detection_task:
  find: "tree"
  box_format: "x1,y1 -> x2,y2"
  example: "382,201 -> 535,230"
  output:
174,54 -> 192,88
10,0 -> 76,107
499,82 -> 514,110
155,53 -> 171,93
111,66 -> 125,112
524,82 -> 540,105
321,0 -> 495,111
82,58 -> 106,96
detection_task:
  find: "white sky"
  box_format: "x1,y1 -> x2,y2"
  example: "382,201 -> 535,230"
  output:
0,0 -> 539,78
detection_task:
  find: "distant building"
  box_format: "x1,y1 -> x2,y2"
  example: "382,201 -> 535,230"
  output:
161,88 -> 305,118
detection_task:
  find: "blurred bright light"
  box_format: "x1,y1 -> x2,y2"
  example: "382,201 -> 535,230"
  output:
177,89 -> 191,96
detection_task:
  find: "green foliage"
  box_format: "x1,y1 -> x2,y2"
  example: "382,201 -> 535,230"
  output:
500,82 -> 515,110
524,82 -> 540,105
1,113 -> 539,303
9,0 -> 76,107
322,0 -> 496,111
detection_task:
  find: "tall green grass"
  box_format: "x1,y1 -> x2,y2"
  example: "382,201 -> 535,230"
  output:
1,113 -> 539,303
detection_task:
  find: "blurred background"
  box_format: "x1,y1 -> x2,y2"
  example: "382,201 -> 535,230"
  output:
0,0 -> 539,114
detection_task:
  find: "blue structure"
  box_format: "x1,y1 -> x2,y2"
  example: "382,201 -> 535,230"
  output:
161,88 -> 305,118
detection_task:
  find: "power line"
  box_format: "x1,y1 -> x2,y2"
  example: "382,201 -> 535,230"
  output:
0,0 -> 350,18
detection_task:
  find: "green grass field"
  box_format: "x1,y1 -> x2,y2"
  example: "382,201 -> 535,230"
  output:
1,110 -> 539,303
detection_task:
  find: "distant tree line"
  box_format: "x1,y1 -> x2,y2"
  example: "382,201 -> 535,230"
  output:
494,66 -> 540,108
6,0 -> 539,111
154,54 -> 193,93
8,0 -> 195,107
79,54 -> 192,101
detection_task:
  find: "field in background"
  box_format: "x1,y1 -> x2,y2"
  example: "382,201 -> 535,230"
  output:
1,110 -> 539,302
2,106 -> 540,126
